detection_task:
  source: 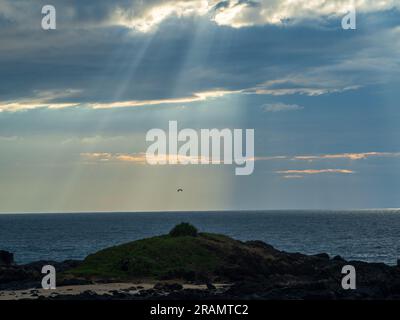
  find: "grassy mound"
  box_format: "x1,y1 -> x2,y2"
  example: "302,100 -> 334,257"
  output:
67,230 -> 277,282
69,233 -> 224,280
66,223 -> 285,282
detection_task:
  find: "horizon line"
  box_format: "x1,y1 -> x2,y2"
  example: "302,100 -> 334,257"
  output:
1,208 -> 400,215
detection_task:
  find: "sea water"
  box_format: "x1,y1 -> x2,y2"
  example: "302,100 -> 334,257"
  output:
0,210 -> 399,265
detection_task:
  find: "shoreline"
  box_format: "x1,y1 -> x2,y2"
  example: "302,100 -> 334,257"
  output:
0,282 -> 231,300
2,227 -> 400,300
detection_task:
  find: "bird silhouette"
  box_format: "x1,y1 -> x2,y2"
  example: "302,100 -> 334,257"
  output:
177,188 -> 183,192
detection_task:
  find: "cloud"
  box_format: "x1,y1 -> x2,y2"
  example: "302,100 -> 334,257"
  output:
61,136 -> 125,145
283,175 -> 304,179
0,1 -> 397,114
66,0 -> 400,32
0,135 -> 19,141
211,0 -> 399,29
247,77 -> 361,97
262,103 -> 304,112
250,156 -> 288,161
81,153 -> 117,162
82,152 -> 151,164
293,152 -> 400,161
113,1 -> 210,32
82,150 -> 400,168
277,169 -> 355,175
246,151 -> 400,164
89,89 -> 240,109
1,1 -> 398,33
0,70 -> 359,112
0,89 -> 81,112
108,0 -> 400,32
81,152 -> 223,165
250,152 -> 400,162
0,89 -> 239,112
81,152 -> 149,164
2,70 -> 359,111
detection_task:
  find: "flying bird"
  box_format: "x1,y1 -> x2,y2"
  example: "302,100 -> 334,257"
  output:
177,188 -> 183,192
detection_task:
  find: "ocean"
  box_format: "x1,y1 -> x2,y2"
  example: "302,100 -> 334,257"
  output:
1,210 -> 399,265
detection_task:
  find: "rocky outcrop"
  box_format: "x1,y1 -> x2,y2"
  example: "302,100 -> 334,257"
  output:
0,259 -> 82,290
1,230 -> 400,299
0,250 -> 14,266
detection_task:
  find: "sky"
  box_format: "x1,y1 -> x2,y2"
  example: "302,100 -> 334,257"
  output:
0,0 -> 399,212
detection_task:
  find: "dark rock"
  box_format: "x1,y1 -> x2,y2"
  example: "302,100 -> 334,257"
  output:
245,241 -> 276,252
0,266 -> 39,287
154,283 -> 164,290
0,250 -> 14,266
110,291 -> 130,299
154,283 -> 183,291
0,258 -> 82,290
314,253 -> 330,260
24,260 -> 81,272
206,283 -> 216,290
332,255 -> 345,262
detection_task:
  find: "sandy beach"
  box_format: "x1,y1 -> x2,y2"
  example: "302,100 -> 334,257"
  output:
0,282 -> 230,300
